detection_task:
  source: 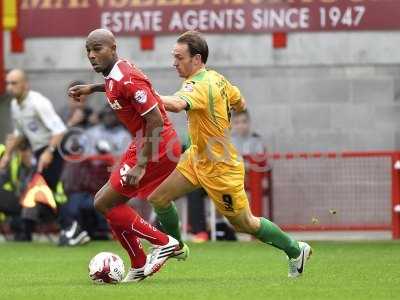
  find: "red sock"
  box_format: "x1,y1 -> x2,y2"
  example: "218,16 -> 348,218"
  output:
111,227 -> 146,268
106,204 -> 168,246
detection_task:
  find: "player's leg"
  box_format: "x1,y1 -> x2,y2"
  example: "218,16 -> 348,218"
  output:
224,205 -> 312,277
94,182 -> 147,274
148,167 -> 199,247
200,161 -> 312,277
145,168 -> 198,270
223,203 -> 300,256
95,180 -> 176,247
95,181 -> 177,279
109,142 -> 186,277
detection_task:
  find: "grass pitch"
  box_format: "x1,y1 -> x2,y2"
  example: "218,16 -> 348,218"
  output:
0,241 -> 399,300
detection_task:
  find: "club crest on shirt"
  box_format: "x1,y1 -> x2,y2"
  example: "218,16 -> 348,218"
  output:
28,121 -> 38,132
183,81 -> 194,92
135,90 -> 147,104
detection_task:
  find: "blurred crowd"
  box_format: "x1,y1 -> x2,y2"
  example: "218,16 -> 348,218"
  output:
0,72 -> 132,245
0,70 -> 268,245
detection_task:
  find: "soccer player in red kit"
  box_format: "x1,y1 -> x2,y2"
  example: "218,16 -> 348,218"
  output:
68,29 -> 181,282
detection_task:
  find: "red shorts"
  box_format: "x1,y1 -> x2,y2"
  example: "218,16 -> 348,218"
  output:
109,131 -> 181,199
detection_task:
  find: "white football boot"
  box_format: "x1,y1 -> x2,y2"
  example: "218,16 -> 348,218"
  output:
144,235 -> 179,276
122,266 -> 147,283
288,241 -> 312,278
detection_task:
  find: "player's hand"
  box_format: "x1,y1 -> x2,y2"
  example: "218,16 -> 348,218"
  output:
68,85 -> 92,102
0,153 -> 11,170
37,150 -> 53,173
126,165 -> 146,187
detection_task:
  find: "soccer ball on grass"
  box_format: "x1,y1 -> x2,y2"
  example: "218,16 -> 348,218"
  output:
88,252 -> 125,284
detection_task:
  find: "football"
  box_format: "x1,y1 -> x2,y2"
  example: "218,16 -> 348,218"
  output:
88,252 -> 125,284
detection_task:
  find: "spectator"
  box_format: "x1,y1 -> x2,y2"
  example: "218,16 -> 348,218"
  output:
85,105 -> 131,156
0,139 -> 55,241
0,69 -> 67,239
0,69 -> 66,189
181,130 -> 235,242
60,80 -> 94,129
57,81 -> 108,246
231,110 -> 266,156
58,152 -> 112,245
231,109 -> 269,219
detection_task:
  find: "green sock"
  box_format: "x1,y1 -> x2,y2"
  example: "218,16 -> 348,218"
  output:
155,203 -> 183,246
255,217 -> 300,259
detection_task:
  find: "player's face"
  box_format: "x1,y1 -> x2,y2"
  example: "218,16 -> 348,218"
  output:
172,43 -> 201,79
86,40 -> 115,74
231,114 -> 251,137
6,73 -> 27,99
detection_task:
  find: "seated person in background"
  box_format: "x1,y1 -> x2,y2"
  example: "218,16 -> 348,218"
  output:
85,105 -> 131,156
0,139 -> 54,241
231,110 -> 266,156
186,110 -> 266,242
58,153 -> 110,246
180,130 -> 236,242
60,80 -> 94,129
58,98 -> 111,246
0,69 -> 66,193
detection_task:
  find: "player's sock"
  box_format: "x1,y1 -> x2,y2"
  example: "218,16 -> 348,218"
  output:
154,203 -> 184,247
106,204 -> 168,246
112,227 -> 147,268
254,217 -> 301,259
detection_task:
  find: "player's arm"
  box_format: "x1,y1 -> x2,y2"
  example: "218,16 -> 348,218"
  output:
227,84 -> 246,112
68,83 -> 106,101
35,96 -> 67,172
160,95 -> 189,113
124,80 -> 165,186
126,106 -> 164,186
0,134 -> 24,170
167,81 -> 207,112
0,113 -> 25,170
232,97 -> 246,112
138,106 -> 164,167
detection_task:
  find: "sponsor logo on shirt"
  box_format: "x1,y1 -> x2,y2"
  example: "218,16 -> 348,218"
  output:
135,90 -> 147,104
183,81 -> 194,92
106,97 -> 123,110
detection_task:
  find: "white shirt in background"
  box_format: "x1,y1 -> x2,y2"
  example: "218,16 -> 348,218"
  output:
11,90 -> 67,152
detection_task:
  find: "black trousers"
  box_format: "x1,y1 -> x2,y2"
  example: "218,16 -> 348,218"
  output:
0,189 -> 21,216
187,188 -> 207,234
34,146 -> 64,190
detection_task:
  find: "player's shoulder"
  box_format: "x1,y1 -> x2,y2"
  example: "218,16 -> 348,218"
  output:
28,90 -> 45,99
190,69 -> 209,84
112,60 -> 149,86
10,98 -> 18,111
207,69 -> 226,81
28,90 -> 52,106
181,70 -> 210,93
106,60 -> 127,83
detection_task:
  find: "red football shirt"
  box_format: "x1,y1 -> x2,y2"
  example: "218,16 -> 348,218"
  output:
104,59 -> 175,158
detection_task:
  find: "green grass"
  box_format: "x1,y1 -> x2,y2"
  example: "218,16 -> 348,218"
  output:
0,241 -> 399,300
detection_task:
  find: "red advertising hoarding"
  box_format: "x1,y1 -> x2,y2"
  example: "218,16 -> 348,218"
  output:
19,0 -> 400,37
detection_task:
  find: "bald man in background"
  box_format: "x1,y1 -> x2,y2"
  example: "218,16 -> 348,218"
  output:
1,69 -> 66,182
0,69 -> 67,240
